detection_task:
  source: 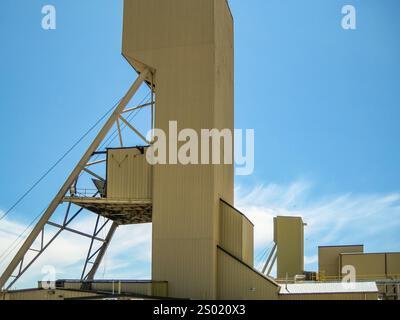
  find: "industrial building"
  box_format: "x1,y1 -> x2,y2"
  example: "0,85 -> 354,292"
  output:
0,0 -> 398,301
318,245 -> 400,300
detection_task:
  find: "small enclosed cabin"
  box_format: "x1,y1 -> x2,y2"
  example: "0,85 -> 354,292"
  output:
63,146 -> 153,225
106,147 -> 152,200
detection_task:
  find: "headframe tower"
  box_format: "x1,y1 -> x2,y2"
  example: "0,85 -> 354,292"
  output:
1,0 -> 280,300
123,0 -> 234,299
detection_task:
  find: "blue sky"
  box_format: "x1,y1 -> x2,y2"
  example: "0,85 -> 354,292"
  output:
0,0 -> 399,287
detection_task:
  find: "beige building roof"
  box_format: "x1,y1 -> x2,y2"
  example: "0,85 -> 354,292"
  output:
279,282 -> 378,295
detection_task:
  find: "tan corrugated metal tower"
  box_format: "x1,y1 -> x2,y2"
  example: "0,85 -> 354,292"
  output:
274,216 -> 305,279
122,0 -> 234,299
0,0 -> 386,302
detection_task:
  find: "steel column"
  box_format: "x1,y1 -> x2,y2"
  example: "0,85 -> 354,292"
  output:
85,222 -> 118,281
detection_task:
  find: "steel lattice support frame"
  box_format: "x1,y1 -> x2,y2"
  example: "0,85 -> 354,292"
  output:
84,222 -> 118,282
262,243 -> 277,276
80,217 -> 117,282
0,69 -> 152,290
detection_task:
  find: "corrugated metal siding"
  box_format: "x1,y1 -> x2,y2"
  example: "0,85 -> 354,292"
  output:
274,217 -> 304,279
151,282 -> 169,297
242,219 -> 254,267
107,148 -> 152,200
92,282 -> 167,297
217,248 -> 279,300
63,282 -> 82,290
214,0 -> 234,210
123,0 -> 234,299
340,253 -> 387,280
148,15 -> 219,298
92,282 -> 151,295
220,201 -> 243,259
60,281 -> 168,297
2,289 -> 99,300
318,245 -> 364,279
58,290 -> 100,300
152,237 -> 216,299
387,253 -> 400,278
219,201 -> 254,267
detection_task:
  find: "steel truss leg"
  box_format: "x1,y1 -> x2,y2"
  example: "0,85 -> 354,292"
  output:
0,69 -> 150,290
262,243 -> 277,275
4,204 -> 90,289
84,222 -> 118,282
267,253 -> 277,276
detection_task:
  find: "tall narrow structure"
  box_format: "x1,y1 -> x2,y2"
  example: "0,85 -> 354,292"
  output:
123,0 -> 234,299
2,0 -> 280,301
2,0 -> 385,302
274,216 -> 305,279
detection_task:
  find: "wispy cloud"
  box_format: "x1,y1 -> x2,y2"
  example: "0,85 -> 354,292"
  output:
236,180 -> 400,271
0,212 -> 151,289
1,180 -> 399,288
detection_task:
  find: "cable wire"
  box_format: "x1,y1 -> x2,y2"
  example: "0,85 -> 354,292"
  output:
0,209 -> 45,265
0,99 -> 121,223
0,90 -> 152,263
99,91 -> 151,150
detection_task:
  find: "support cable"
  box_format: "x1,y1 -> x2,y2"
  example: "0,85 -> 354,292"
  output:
98,91 -> 151,151
0,99 -> 122,223
0,209 -> 45,265
0,84 -> 152,271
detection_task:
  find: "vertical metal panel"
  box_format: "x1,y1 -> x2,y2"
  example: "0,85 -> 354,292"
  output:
92,282 -> 150,295
214,0 -> 234,208
387,253 -> 400,278
58,290 -> 100,300
318,245 -> 364,280
52,281 -> 169,298
217,248 -> 279,300
2,289 -> 100,300
275,216 -> 304,279
340,253 -> 387,280
107,148 -> 152,200
242,218 -> 254,267
123,0 -> 234,299
88,281 -> 167,297
151,282 -> 169,297
62,282 -> 82,290
219,201 -> 254,267
219,201 -> 243,259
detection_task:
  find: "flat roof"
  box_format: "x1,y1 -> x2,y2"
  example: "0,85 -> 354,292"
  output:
275,215 -> 303,219
318,244 -> 364,249
279,282 -> 378,295
56,279 -> 167,284
340,251 -> 400,256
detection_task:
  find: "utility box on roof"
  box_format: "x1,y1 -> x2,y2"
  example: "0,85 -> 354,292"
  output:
106,147 -> 152,200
